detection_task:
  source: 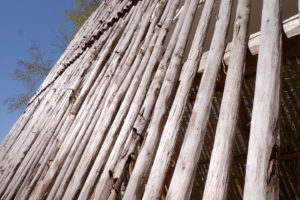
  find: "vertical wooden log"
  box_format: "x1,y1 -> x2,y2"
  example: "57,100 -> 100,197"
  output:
0,48 -> 89,196
15,105 -> 73,200
22,52 -> 114,200
1,91 -> 75,200
143,0 -> 215,198
88,0 -> 188,199
14,18 -> 117,192
201,0 -> 252,199
0,0 -> 121,198
70,0 -> 134,115
77,1 -> 182,199
0,9 -> 112,173
27,2 -> 143,199
2,23 -> 120,195
243,0 -> 282,199
123,0 -> 202,199
51,1 -> 158,199
165,0 -> 233,199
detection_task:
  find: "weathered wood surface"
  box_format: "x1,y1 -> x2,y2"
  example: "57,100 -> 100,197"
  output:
96,0 -> 193,199
86,0 -> 181,199
0,45 -> 93,199
45,14 -> 138,200
27,2 -> 144,199
61,0 -> 168,199
0,0 -> 118,180
201,0 -> 251,199
165,0 -> 232,199
0,0 -> 297,199
122,0 -> 196,199
0,1 -> 144,199
144,0 -> 215,198
243,0 -> 282,199
283,15 -> 300,38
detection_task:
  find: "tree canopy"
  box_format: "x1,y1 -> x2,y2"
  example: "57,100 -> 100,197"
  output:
65,0 -> 101,36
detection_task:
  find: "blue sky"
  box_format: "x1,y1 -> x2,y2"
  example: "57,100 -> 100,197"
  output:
0,0 -> 74,142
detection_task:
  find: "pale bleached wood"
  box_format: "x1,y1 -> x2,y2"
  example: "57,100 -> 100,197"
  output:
1,91 -> 74,198
201,0 -> 252,199
0,36 -> 78,161
0,50 -> 89,194
0,0 -> 291,199
143,0 -> 216,198
0,100 -> 40,162
90,1 -> 189,199
123,0 -> 203,198
90,2 -> 183,200
48,2 -> 158,199
14,101 -> 74,200
20,48 -> 113,198
0,0 -> 120,170
75,1 -> 184,199
38,7 -> 136,199
0,41 -> 102,198
6,15 -> 109,196
45,18 -> 133,200
0,16 -> 109,181
92,23 -> 160,200
54,2 -> 162,198
165,0 -> 233,199
27,3 -> 143,199
0,1 -> 123,197
15,106 -> 72,200
1,91 -> 75,200
283,15 -> 300,38
55,20 -> 138,200
70,0 -> 133,115
243,0 -> 282,199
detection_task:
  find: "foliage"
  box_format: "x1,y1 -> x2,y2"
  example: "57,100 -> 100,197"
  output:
64,0 -> 101,37
5,42 -> 53,112
5,0 -> 101,112
51,24 -> 73,55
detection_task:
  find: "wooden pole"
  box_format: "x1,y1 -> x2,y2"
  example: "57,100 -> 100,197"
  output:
122,0 -> 206,199
45,15 -> 137,199
89,0 -> 189,199
143,0 -> 215,198
70,0 -> 136,115
165,0 -> 233,199
56,1 -> 161,199
18,30 -> 119,199
27,2 -> 143,199
201,0 -> 252,199
77,1 -> 183,199
243,0 -> 282,199
0,49 -> 90,197
0,0 -> 121,184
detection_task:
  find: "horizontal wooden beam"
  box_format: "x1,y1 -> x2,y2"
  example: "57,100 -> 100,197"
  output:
198,152 -> 300,165
198,14 -> 300,73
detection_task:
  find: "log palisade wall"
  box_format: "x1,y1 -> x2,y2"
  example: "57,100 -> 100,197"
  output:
0,0 -> 300,199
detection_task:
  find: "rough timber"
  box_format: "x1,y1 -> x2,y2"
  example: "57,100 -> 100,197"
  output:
0,0 -> 300,199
